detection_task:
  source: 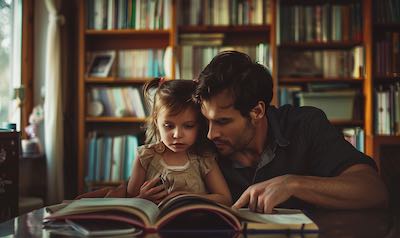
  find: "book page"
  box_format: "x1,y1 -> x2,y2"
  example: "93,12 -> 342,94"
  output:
47,198 -> 160,225
235,208 -> 315,225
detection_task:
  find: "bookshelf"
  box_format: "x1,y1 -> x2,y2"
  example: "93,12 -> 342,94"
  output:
365,0 -> 400,172
364,0 -> 400,169
176,0 -> 278,104
75,0 -> 399,194
277,0 -> 367,154
77,0 -> 176,194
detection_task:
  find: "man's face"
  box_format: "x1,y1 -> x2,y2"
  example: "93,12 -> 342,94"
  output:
201,90 -> 256,157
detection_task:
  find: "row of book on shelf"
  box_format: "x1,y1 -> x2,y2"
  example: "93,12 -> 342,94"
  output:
86,41 -> 365,81
87,86 -> 147,118
179,0 -> 272,26
343,127 -> 364,152
278,46 -> 364,78
375,0 -> 400,24
180,43 -> 270,79
87,0 -> 171,30
85,132 -> 140,183
375,32 -> 400,77
86,49 -> 170,78
279,2 -> 362,43
375,83 -> 400,135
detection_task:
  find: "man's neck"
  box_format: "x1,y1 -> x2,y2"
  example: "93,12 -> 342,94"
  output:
232,116 -> 269,167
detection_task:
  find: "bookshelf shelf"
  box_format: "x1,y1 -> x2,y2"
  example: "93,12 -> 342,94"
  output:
179,25 -> 270,34
86,77 -> 152,84
280,0 -> 360,5
86,38 -> 170,51
331,120 -> 364,127
86,117 -> 147,123
372,135 -> 400,144
85,30 -> 170,50
86,29 -> 171,35
279,41 -> 363,50
179,25 -> 271,45
374,76 -> 400,82
373,23 -> 400,31
279,77 -> 364,84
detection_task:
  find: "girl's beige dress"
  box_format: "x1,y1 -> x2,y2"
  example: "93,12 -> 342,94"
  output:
138,142 -> 215,194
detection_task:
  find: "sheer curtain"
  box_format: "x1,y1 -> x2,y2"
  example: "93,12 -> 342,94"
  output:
44,0 -> 64,204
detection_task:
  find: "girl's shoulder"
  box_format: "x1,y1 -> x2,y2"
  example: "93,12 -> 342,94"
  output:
137,141 -> 166,156
137,142 -> 166,169
188,148 -> 217,177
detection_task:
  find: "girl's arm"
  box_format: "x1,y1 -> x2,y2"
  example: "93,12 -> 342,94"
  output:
202,158 -> 232,206
127,157 -> 167,203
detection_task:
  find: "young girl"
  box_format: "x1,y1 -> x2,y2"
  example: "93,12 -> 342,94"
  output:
126,78 -> 232,206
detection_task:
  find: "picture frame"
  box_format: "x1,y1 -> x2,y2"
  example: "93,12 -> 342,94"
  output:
87,51 -> 116,77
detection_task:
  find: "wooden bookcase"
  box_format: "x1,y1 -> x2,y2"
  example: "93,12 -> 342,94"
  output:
77,0 -> 177,194
76,0 -> 399,194
276,0 -> 368,152
276,0 -> 399,169
176,0 -> 278,104
364,0 -> 400,166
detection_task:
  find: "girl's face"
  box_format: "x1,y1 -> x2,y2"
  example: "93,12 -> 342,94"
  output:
156,107 -> 199,153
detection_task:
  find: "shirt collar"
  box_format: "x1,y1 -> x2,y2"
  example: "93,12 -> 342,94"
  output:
232,106 -> 290,169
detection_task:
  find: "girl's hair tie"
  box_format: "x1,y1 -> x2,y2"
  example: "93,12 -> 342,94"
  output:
159,77 -> 166,87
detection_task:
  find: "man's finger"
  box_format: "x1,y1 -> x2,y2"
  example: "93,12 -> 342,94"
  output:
264,198 -> 275,214
232,191 -> 250,209
249,192 -> 257,212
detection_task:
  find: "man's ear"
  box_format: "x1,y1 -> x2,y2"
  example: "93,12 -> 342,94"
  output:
250,101 -> 266,120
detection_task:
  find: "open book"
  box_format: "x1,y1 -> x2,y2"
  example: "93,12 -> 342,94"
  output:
45,194 -> 318,234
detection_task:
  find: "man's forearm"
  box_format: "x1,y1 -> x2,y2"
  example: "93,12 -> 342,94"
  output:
290,165 -> 388,209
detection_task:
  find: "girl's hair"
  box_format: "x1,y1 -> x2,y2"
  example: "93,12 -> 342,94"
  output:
143,78 -> 212,154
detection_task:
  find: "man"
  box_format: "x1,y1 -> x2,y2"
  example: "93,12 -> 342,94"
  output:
194,51 -> 388,213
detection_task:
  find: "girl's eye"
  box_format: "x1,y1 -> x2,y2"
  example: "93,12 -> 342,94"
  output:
163,123 -> 174,129
184,124 -> 196,129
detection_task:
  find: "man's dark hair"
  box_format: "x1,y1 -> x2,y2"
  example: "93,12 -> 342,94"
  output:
194,51 -> 273,117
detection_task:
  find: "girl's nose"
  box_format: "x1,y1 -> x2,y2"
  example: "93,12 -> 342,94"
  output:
172,127 -> 182,138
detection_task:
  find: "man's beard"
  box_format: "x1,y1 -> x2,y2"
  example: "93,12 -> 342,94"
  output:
219,119 -> 256,159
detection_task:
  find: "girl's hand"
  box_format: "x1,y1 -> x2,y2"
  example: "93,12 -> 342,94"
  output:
137,176 -> 168,204
163,191 -> 190,201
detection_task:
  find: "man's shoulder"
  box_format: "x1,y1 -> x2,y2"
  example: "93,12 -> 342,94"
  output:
274,104 -> 327,123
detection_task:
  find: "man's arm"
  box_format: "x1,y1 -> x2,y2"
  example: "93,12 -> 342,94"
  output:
233,164 -> 388,213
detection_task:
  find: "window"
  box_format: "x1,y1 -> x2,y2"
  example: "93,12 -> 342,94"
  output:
0,0 -> 22,130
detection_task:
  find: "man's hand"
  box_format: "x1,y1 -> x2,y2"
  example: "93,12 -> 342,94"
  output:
137,176 -> 168,204
232,175 -> 296,213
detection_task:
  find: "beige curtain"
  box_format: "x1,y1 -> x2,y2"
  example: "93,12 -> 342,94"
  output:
44,0 -> 64,204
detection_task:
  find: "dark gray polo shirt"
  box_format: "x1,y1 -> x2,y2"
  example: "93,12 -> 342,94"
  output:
218,105 -> 377,208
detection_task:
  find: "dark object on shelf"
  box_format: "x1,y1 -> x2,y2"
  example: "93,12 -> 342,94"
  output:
0,131 -> 20,222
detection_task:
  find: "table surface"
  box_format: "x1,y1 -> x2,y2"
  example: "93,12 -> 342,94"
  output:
0,207 -> 399,238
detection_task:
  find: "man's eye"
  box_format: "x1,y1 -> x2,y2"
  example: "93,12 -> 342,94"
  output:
216,119 -> 229,125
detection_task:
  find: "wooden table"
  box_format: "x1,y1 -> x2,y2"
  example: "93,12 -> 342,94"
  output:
0,207 -> 399,237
